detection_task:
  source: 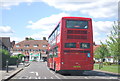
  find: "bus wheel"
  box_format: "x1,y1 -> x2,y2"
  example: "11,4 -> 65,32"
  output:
55,69 -> 59,73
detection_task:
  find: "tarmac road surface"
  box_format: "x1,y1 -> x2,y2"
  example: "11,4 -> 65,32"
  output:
9,62 -> 119,80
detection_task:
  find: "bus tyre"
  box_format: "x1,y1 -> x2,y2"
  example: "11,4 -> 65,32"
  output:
55,69 -> 58,73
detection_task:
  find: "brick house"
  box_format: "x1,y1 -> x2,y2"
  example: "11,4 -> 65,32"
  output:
12,37 -> 48,61
0,37 -> 15,53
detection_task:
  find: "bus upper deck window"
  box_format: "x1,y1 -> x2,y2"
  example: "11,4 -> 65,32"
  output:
66,20 -> 88,29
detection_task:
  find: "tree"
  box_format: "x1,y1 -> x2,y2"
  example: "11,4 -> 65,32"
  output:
94,42 -> 109,69
17,54 -> 24,58
0,49 -> 10,68
17,54 -> 25,62
106,22 -> 120,64
28,37 -> 34,40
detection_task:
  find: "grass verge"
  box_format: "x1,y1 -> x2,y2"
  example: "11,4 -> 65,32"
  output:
94,63 -> 120,73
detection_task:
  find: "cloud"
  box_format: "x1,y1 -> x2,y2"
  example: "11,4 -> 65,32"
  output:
93,21 -> 114,33
0,26 -> 14,33
1,0 -> 118,18
26,12 -> 69,30
10,37 -> 24,43
26,12 -> 69,39
27,30 -> 50,40
42,0 -> 118,18
93,21 -> 114,44
0,0 -> 42,9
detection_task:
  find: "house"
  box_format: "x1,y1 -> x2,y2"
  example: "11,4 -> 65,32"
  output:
12,37 -> 48,61
0,37 -> 11,51
0,37 -> 15,68
0,37 -> 15,52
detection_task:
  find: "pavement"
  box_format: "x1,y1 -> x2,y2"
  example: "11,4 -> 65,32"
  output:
0,62 -> 30,81
94,69 -> 120,76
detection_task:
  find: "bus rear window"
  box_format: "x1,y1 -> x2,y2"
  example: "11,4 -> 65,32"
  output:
65,43 -> 76,48
80,43 -> 90,49
66,20 -> 88,29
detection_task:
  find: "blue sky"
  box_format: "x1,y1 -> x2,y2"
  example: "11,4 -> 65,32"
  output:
0,0 -> 118,44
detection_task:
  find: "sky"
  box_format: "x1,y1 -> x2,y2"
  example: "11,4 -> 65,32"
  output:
0,0 -> 119,44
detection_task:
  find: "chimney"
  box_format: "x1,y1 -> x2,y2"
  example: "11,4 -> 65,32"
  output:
93,42 -> 96,46
12,41 -> 15,45
43,37 -> 46,40
11,41 -> 15,48
25,37 -> 29,40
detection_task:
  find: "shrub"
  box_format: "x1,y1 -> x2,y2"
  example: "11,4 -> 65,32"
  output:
103,62 -> 111,65
0,49 -> 10,68
9,56 -> 18,65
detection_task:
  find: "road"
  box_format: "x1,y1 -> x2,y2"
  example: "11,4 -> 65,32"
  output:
10,62 -> 119,80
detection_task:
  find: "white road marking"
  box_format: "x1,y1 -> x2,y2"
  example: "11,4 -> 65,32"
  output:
30,71 -> 39,78
84,77 -> 88,79
38,77 -> 41,79
49,70 -> 61,79
47,67 -> 49,70
44,77 -> 47,79
51,77 -> 53,79
35,72 -> 39,76
29,77 -> 31,79
62,75 -> 67,79
30,72 -> 34,73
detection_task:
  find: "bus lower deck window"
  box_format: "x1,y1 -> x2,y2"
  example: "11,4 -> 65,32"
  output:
65,43 -> 76,48
80,43 -> 90,49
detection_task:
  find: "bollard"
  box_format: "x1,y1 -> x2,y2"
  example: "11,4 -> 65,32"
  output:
16,60 -> 18,68
6,60 -> 8,73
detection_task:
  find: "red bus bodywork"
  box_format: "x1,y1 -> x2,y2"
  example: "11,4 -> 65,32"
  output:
47,17 -> 93,74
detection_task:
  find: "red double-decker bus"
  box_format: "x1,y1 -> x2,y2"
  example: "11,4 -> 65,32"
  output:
47,17 -> 94,75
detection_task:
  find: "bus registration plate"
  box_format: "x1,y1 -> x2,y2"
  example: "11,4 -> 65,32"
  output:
73,66 -> 81,68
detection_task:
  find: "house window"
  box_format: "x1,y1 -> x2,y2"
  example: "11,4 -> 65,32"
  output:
24,45 -> 29,47
33,44 -> 38,47
43,45 -> 47,47
16,45 -> 20,47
